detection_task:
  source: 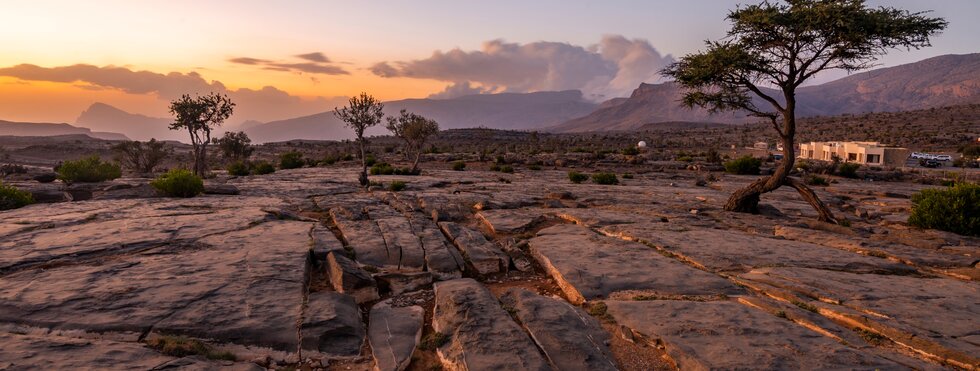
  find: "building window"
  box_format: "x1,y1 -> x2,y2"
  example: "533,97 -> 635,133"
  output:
867,154 -> 881,163
847,153 -> 858,161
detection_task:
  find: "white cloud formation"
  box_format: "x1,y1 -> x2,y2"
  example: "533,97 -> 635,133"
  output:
371,35 -> 673,100
426,81 -> 496,99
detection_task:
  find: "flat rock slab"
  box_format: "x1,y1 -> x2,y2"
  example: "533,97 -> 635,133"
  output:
331,209 -> 398,270
600,223 -> 915,274
438,222 -> 507,275
0,220 -> 312,352
0,332 -> 174,370
301,291 -> 366,357
375,217 -> 426,271
529,224 -> 741,304
432,279 -> 550,371
415,223 -> 465,280
476,209 -> 548,234
553,208 -> 640,227
500,289 -> 617,371
739,267 -> 980,362
605,300 -> 905,370
369,302 -> 423,371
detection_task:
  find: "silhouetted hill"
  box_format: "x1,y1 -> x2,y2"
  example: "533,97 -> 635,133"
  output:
0,120 -> 128,140
554,53 -> 980,132
245,90 -> 597,143
74,103 -> 176,141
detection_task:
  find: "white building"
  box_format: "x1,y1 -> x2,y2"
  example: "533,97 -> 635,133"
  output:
799,141 -> 909,167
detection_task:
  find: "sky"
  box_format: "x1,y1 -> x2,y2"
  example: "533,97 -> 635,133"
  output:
1,0 -> 978,124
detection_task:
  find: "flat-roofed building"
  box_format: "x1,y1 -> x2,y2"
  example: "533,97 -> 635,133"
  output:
799,141 -> 909,167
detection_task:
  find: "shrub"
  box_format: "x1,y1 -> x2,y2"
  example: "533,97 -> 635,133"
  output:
252,161 -> 275,175
676,155 -> 693,162
908,183 -> 979,236
568,171 -> 588,184
621,147 -> 640,156
0,182 -> 34,210
151,169 -> 204,198
364,154 -> 377,167
592,172 -> 619,185
226,161 -> 250,176
622,173 -> 634,179
113,139 -> 169,173
489,164 -> 501,172
838,163 -> 860,178
451,161 -> 466,171
341,154 -> 354,161
527,164 -> 541,171
724,156 -> 762,175
805,175 -> 829,186
389,181 -> 407,192
499,165 -> 514,173
370,162 -> 395,175
279,152 -> 304,169
56,156 -> 122,183
147,335 -> 236,361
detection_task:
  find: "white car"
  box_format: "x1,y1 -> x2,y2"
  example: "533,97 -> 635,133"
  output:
935,155 -> 952,161
910,152 -> 926,159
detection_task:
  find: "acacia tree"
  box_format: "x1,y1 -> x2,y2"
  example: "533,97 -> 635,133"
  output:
215,131 -> 254,162
334,92 -> 384,187
112,138 -> 171,174
662,0 -> 946,222
386,109 -> 440,173
168,93 -> 235,177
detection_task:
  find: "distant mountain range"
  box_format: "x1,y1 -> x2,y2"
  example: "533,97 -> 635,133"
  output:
0,120 -> 128,140
553,53 -> 980,132
5,54 -> 978,142
244,90 -> 597,143
74,103 -> 177,142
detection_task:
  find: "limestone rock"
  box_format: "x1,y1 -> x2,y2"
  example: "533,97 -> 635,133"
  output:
438,222 -> 508,275
529,224 -> 741,304
368,302 -> 423,371
500,289 -> 617,371
375,272 -> 433,296
432,279 -> 550,371
328,251 -> 380,304
301,291 -> 366,357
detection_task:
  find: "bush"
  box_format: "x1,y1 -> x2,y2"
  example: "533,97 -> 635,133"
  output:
279,152 -> 304,169
568,171 -> 589,184
226,161 -> 250,176
527,164 -> 541,171
56,156 -> 122,183
0,182 -> 34,210
252,161 -> 275,175
451,161 -> 466,171
621,147 -> 640,156
151,169 -> 204,198
364,154 -> 377,167
838,163 -> 860,178
805,175 -> 829,186
591,172 -> 619,185
724,156 -> 762,175
489,164 -> 501,172
389,181 -> 407,192
622,173 -> 634,179
499,165 -> 514,173
908,183 -> 979,236
370,162 -> 395,175
113,139 -> 169,173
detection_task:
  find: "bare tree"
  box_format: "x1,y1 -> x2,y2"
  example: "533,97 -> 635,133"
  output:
334,92 -> 384,187
662,0 -> 946,223
168,93 -> 235,177
386,109 -> 440,173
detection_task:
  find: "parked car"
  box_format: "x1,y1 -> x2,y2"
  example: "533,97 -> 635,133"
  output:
935,155 -> 952,161
922,159 -> 942,168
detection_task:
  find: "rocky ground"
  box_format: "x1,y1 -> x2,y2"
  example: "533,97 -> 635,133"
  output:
0,165 -> 977,370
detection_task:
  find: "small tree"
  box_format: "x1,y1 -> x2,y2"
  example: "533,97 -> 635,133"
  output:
334,92 -> 384,187
113,138 -> 171,174
168,93 -> 235,177
215,131 -> 253,162
662,0 -> 946,223
386,109 -> 440,172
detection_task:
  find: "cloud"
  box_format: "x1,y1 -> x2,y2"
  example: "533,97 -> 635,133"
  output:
229,53 -> 348,75
0,63 -> 340,122
371,35 -> 673,100
427,81 -> 496,99
295,52 -> 331,63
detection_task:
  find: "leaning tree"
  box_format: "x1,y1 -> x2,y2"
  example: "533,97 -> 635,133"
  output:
662,0 -> 946,222
386,109 -> 440,173
168,93 -> 235,177
334,92 -> 384,187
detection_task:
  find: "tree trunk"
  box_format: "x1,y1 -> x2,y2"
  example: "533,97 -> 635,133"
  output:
411,145 -> 422,173
358,138 -> 368,187
723,94 -> 837,224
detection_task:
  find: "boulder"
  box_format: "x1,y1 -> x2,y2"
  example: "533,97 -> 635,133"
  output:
327,251 -> 380,304
300,291 -> 366,357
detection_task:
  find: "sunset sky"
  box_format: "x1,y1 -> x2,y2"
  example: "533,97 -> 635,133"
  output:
1,0 -> 978,125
